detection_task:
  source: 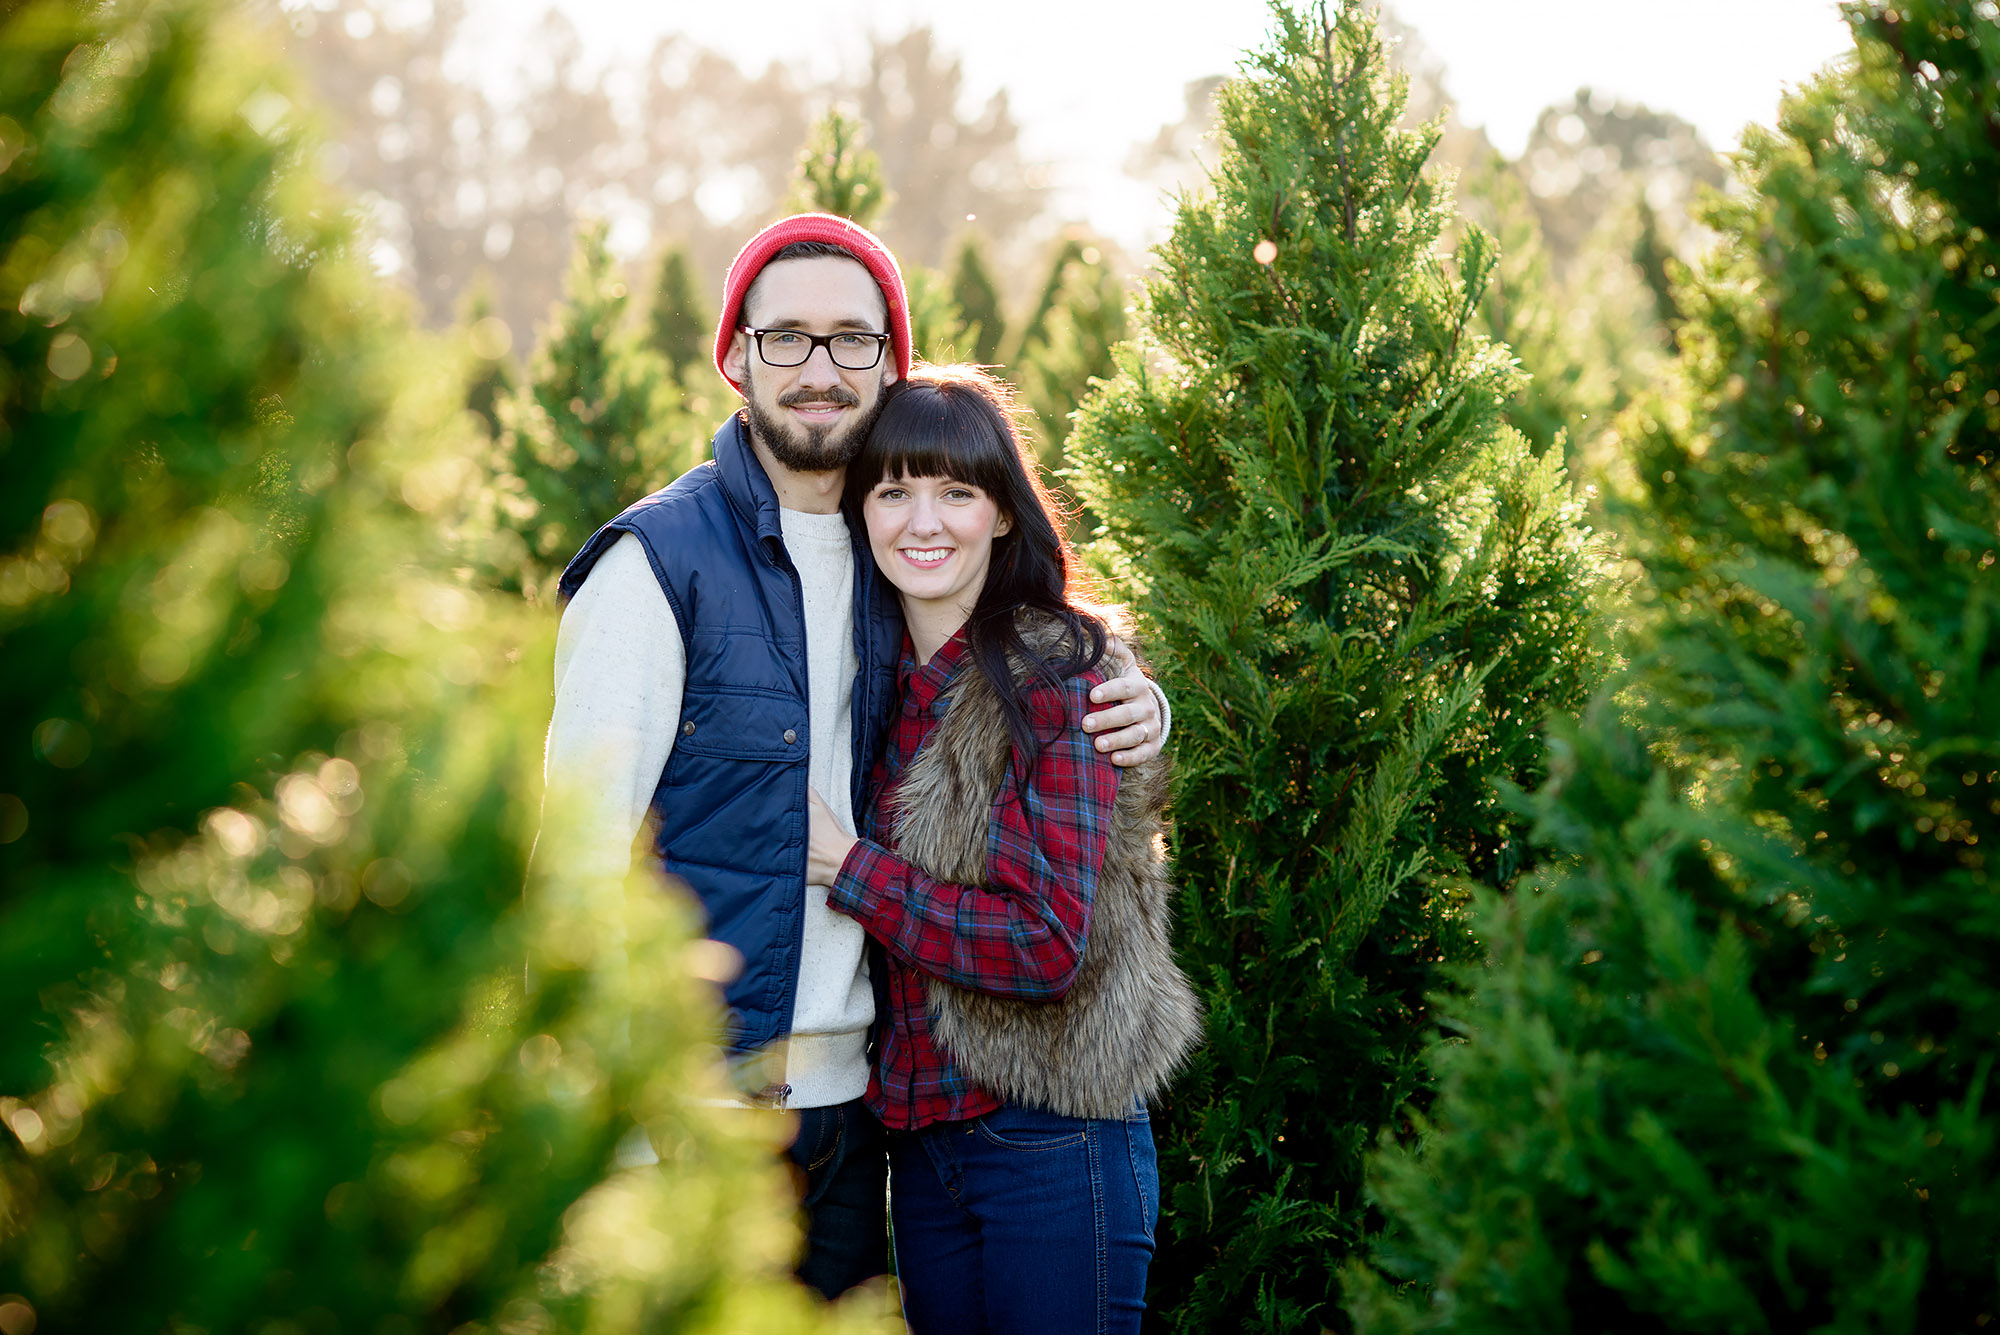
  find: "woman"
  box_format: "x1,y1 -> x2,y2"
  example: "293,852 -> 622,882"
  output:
804,364 -> 1201,1334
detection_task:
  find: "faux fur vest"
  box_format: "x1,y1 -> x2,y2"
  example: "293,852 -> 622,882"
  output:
889,621 -> 1203,1119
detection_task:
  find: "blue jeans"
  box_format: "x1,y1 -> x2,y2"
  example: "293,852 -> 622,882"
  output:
787,1098 -> 889,1299
889,1101 -> 1159,1335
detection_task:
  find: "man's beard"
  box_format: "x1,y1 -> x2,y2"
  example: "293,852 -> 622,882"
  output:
742,366 -> 886,474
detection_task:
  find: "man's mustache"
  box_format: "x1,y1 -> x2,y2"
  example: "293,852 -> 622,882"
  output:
778,387 -> 861,409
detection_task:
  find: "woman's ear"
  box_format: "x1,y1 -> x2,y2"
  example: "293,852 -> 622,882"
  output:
996,511 -> 1014,537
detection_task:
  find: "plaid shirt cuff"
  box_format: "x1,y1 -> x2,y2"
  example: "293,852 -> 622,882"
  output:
828,837 -> 894,921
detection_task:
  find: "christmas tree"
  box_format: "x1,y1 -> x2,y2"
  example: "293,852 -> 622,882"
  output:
1459,158 -> 1586,463
786,107 -> 888,229
460,276 -> 517,438
490,219 -> 698,599
0,2 -> 888,1331
784,104 -> 969,363
1012,237 -> 1128,473
946,233 -> 1006,365
902,266 -> 970,362
1348,2 -> 2000,1329
1066,5 -> 1604,1330
644,244 -> 709,385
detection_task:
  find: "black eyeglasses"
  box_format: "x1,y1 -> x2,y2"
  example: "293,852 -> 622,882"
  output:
741,326 -> 890,371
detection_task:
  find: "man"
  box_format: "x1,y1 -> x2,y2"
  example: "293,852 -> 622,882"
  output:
543,213 -> 1167,1298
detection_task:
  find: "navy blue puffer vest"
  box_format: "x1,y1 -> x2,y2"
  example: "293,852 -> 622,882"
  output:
559,415 -> 903,1053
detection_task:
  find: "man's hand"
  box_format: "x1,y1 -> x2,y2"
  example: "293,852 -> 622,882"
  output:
805,786 -> 859,886
1082,638 -> 1166,767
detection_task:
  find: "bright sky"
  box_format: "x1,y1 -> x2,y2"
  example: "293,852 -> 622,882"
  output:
472,0 -> 1858,250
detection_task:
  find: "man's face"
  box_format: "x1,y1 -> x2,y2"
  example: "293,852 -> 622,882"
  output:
724,255 -> 899,474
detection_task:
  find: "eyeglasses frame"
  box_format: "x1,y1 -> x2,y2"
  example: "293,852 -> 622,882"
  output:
739,325 -> 891,372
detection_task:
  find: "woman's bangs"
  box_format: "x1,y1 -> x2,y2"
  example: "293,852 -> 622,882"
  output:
865,392 -> 1014,498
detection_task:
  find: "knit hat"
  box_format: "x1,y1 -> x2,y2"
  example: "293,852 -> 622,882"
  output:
712,213 -> 912,394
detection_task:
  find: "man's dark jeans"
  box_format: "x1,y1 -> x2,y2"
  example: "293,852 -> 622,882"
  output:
787,1097 -> 889,1299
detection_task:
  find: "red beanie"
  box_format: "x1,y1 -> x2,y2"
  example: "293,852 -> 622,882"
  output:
712,213 -> 913,394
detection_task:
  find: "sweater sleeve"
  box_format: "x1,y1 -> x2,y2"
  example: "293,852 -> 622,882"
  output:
539,533 -> 685,884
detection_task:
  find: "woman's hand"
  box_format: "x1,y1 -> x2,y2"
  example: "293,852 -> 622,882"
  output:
806,786 -> 859,886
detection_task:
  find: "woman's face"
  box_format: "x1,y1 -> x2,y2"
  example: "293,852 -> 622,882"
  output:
862,472 -> 1011,619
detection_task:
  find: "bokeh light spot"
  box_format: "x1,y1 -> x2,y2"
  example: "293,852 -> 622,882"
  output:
204,808 -> 265,859
361,858 -> 412,907
239,550 -> 290,592
519,1033 -> 561,1073
46,332 -> 91,380
0,1296 -> 36,1335
5,1106 -> 45,1150
41,499 -> 94,547
468,315 -> 512,360
685,938 -> 743,984
31,718 -> 90,768
138,636 -> 191,685
277,773 -> 342,842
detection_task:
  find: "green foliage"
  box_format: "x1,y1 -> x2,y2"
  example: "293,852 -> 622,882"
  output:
645,244 -> 709,383
486,219 -> 700,599
1013,237 -> 1128,474
460,276 -> 517,438
1065,6 -> 1605,1330
903,264 -> 969,363
1349,3 -> 2000,1328
0,3 -> 889,1331
1629,195 -> 1686,330
946,233 -> 1005,364
1460,158 -> 1585,462
787,106 -> 887,229
1458,155 -> 1679,490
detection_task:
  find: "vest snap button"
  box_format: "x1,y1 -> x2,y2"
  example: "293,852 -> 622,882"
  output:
783,728 -> 798,744
682,721 -> 696,736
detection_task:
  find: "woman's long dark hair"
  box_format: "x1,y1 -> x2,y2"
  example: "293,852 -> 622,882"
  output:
846,364 -> 1109,787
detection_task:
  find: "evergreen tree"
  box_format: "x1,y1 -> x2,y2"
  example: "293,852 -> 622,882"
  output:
902,265 -> 970,363
460,275 -> 517,438
491,219 -> 696,599
1013,238 -> 1128,474
1460,157 -> 1586,462
784,104 -> 979,363
1012,236 -> 1092,356
1459,158 -> 1674,487
1348,3 -> 2000,1329
947,232 -> 1005,364
1066,6 -> 1604,1330
0,3 -> 888,1331
786,106 -> 888,229
1629,194 -> 1687,331
645,243 -> 709,382
1552,195 -> 1683,489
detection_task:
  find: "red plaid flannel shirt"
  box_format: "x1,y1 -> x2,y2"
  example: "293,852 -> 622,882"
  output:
828,627 -> 1119,1131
